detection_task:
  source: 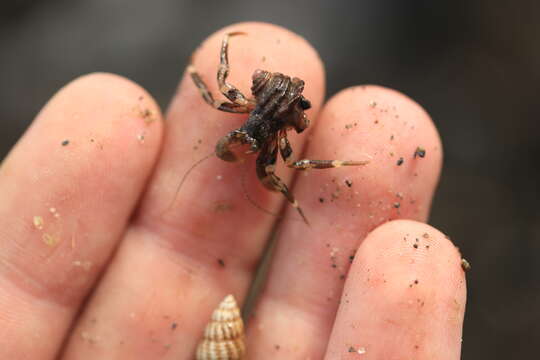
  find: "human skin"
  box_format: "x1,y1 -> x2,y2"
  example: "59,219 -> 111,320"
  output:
0,22 -> 466,359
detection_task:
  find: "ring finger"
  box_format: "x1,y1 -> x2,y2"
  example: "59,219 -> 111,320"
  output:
246,85 -> 444,358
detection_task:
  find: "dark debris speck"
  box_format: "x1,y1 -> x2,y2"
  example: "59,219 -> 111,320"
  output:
414,147 -> 426,158
397,157 -> 404,166
61,140 -> 70,146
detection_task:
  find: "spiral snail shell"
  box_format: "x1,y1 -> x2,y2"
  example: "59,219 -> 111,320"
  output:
196,295 -> 246,360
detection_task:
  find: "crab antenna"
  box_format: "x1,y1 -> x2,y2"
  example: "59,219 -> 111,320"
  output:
165,151 -> 216,214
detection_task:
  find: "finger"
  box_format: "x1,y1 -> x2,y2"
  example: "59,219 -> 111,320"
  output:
247,86 -> 443,358
60,23 -> 325,359
0,73 -> 163,359
326,220 -> 466,359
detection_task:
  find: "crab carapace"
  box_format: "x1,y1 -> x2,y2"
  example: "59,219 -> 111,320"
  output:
188,32 -> 368,225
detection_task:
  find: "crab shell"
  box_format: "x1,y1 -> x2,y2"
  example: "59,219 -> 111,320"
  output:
196,295 -> 246,360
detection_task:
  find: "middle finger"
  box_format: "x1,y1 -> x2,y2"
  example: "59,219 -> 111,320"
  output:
61,22 -> 325,359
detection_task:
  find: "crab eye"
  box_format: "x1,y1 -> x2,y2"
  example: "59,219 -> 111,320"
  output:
299,98 -> 311,110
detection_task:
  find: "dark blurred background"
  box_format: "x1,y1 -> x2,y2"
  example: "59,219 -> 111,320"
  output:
1,0 -> 538,358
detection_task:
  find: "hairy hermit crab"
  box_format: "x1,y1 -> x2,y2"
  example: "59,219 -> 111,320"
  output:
187,32 -> 368,224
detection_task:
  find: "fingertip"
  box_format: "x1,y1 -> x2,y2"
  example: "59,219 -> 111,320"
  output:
50,71 -> 163,121
354,219 -> 467,328
357,219 -> 466,294
31,72 -> 164,148
327,220 -> 466,359
290,84 -> 443,232
322,84 -> 442,181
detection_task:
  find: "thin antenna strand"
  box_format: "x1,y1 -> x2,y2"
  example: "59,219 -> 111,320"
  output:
165,151 -> 216,213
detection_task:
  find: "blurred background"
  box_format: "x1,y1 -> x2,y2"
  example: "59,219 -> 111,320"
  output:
1,0 -> 538,358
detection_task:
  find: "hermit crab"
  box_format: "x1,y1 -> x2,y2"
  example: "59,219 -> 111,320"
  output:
188,32 -> 368,224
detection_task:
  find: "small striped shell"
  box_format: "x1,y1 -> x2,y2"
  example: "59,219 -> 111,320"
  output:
196,295 -> 245,360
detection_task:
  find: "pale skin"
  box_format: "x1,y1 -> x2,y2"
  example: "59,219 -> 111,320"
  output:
0,22 -> 466,359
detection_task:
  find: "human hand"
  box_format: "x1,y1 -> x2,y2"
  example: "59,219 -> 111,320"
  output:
0,22 -> 466,359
